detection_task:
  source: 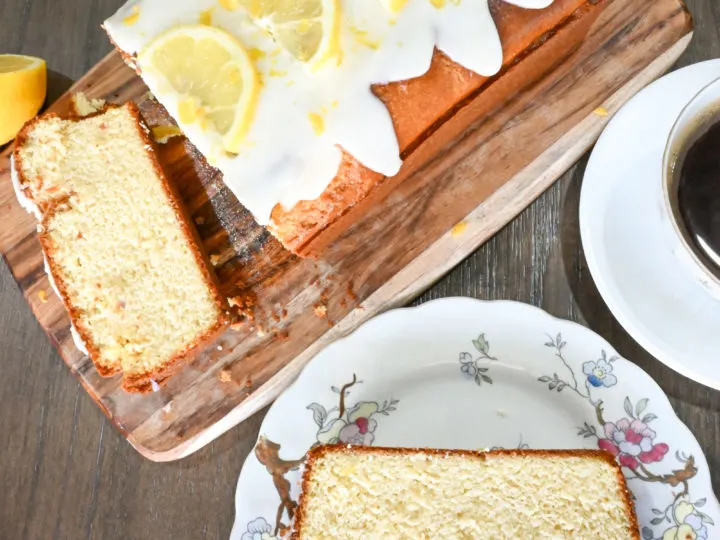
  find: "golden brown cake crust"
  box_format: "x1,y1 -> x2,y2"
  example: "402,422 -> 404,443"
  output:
292,445 -> 640,539
13,103 -> 230,392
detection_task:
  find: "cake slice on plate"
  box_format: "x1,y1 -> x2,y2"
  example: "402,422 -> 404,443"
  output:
12,102 -> 229,392
294,445 -> 639,539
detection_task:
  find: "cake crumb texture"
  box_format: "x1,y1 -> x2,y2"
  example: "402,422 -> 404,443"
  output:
294,446 -> 638,539
14,104 -> 227,389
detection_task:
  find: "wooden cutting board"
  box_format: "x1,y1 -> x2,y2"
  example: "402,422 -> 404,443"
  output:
0,0 -> 692,461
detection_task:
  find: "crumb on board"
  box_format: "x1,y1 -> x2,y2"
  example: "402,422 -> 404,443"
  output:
346,282 -> 358,302
228,294 -> 256,312
216,345 -> 223,351
151,125 -> 184,144
161,402 -> 174,418
314,304 -> 328,318
219,369 -> 233,383
244,378 -> 253,389
593,106 -> 609,117
451,221 -> 468,237
37,289 -> 48,303
210,254 -> 221,266
230,319 -> 245,331
281,308 -> 288,318
71,92 -> 106,116
278,330 -> 290,341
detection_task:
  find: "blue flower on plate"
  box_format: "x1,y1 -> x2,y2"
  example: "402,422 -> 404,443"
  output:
241,517 -> 277,540
582,358 -> 617,388
459,352 -> 477,377
685,513 -> 709,540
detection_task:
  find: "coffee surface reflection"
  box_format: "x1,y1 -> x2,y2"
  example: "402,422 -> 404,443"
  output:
676,117 -> 720,272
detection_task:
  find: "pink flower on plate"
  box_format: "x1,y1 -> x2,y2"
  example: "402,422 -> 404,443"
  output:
598,417 -> 669,469
338,416 -> 378,445
316,402 -> 380,446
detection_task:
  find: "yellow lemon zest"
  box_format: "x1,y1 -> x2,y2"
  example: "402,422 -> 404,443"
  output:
308,112 -> 325,135
199,7 -> 215,25
123,5 -> 140,25
350,26 -> 380,50
219,0 -> 240,10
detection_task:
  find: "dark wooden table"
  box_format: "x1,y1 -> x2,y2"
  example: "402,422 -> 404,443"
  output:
1,1 -> 719,538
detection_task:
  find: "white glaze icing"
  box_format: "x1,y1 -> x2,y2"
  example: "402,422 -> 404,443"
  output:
10,157 -> 90,356
10,155 -> 41,219
105,0 -> 552,224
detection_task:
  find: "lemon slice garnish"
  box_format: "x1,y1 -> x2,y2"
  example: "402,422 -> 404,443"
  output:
138,25 -> 260,153
0,55 -> 46,145
234,0 -> 341,69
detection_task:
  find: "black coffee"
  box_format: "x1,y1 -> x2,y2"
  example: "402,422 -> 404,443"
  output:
676,117 -> 720,271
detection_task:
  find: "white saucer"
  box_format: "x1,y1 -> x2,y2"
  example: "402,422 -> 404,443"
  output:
580,60 -> 720,391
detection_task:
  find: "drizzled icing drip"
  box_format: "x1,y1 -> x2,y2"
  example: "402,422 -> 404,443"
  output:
105,0 -> 553,224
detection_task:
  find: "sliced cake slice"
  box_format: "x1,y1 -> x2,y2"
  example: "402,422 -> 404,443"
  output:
12,103 -> 229,392
294,445 -> 639,539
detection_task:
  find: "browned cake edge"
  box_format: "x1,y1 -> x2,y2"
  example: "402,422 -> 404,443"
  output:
270,0 -> 611,256
102,1 -> 608,257
12,103 -> 231,393
292,445 -> 640,539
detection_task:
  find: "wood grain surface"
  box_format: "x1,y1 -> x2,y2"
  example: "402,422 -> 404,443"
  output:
0,0 -> 693,461
0,0 -> 719,538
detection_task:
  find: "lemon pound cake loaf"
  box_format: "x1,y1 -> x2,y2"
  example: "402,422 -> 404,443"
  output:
294,445 -> 639,539
104,0 -> 610,256
12,103 -> 229,392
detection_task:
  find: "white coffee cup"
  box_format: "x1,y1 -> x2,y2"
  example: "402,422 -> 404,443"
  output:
661,76 -> 720,298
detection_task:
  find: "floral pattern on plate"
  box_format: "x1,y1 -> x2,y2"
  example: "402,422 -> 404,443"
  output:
537,334 -> 711,540
243,376 -> 398,538
458,330 -> 712,540
232,299 -> 718,540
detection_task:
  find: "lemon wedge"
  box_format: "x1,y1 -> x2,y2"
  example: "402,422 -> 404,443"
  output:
0,55 -> 46,146
138,25 -> 260,154
235,0 -> 341,69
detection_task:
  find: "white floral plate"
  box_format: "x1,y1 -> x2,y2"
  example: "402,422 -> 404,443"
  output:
231,299 -> 718,540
